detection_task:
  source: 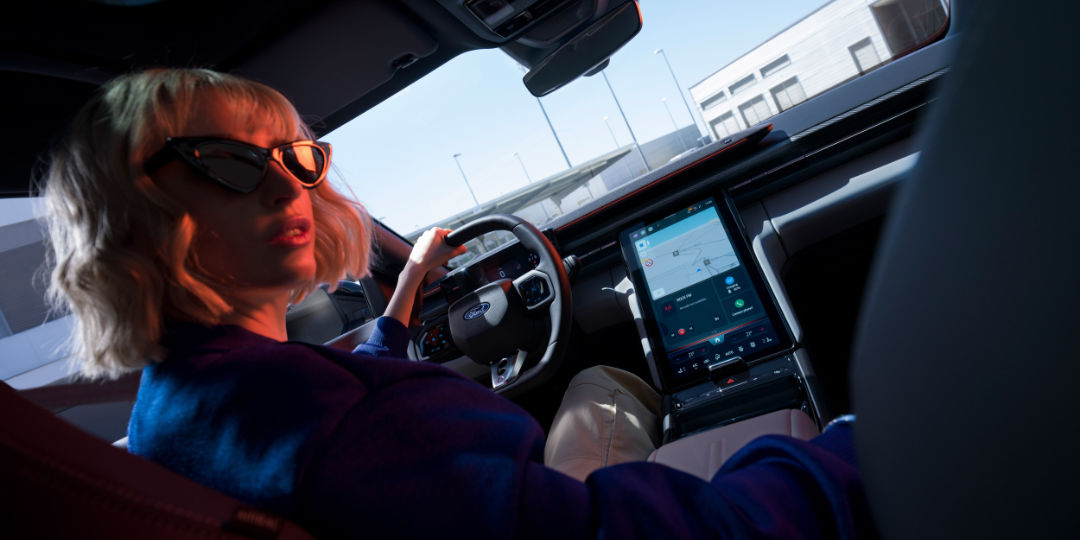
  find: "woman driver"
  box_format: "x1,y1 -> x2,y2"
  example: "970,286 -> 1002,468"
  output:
42,68 -> 871,538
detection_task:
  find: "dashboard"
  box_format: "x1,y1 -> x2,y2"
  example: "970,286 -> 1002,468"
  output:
405,43 -> 943,413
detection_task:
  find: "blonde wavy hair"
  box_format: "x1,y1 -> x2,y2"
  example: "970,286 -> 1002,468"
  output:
42,68 -> 372,380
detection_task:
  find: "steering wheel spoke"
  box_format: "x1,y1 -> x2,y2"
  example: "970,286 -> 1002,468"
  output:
490,349 -> 529,389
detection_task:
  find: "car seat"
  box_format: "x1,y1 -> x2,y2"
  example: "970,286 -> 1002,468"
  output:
0,381 -> 314,539
851,1 -> 1079,538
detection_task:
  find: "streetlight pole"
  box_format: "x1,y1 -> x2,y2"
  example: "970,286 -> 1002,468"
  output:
655,48 -> 705,146
534,95 -> 573,170
520,64 -> 573,170
515,152 -> 552,222
662,97 -> 688,151
513,152 -> 532,183
661,97 -> 678,130
603,115 -> 619,149
452,153 -> 481,212
601,70 -> 650,171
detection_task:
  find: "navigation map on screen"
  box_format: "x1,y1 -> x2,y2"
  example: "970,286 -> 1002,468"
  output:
633,210 -> 739,300
625,199 -> 783,384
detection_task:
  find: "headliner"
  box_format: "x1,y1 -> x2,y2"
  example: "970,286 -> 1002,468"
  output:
1,0 -> 487,197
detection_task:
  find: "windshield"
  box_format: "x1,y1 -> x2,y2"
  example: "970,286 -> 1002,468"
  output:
325,0 -> 949,265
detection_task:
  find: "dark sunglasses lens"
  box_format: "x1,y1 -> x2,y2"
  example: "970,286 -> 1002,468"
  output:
280,143 -> 327,186
193,141 -> 266,192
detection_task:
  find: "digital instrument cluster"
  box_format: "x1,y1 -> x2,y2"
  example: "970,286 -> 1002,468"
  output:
438,243 -> 540,305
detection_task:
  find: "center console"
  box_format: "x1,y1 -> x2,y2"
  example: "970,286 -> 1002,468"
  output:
618,195 -> 823,443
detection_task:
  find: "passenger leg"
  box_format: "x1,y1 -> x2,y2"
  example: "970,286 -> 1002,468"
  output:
544,366 -> 662,481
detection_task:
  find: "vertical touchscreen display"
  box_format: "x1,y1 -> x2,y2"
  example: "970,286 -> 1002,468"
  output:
627,199 -> 782,383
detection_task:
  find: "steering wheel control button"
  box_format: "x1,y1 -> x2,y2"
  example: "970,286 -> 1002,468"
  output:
520,277 -> 548,307
513,270 -> 554,310
418,322 -> 454,360
463,302 -> 491,320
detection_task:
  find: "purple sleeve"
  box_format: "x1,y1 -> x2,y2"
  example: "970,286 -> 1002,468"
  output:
291,364 -> 587,539
351,316 -> 410,358
584,424 -> 875,539
292,362 -> 873,540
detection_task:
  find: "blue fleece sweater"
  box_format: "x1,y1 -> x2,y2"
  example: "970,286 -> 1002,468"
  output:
128,317 -> 874,539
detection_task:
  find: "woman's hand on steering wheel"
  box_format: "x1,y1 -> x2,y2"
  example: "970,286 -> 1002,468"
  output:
385,227 -> 467,328
406,227 -> 468,277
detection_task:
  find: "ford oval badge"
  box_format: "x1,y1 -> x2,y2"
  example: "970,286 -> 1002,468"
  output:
463,302 -> 491,320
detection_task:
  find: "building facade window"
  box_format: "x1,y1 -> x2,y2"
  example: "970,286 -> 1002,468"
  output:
700,91 -> 728,110
728,74 -> 756,96
0,221 -> 56,337
770,77 -> 807,111
709,112 -> 741,139
849,37 -> 881,74
869,0 -> 949,56
738,95 -> 772,127
759,54 -> 791,78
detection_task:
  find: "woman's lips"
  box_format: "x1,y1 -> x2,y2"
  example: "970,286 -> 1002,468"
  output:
269,216 -> 313,247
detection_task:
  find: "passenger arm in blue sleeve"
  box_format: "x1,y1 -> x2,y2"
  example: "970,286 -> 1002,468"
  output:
352,316 -> 411,358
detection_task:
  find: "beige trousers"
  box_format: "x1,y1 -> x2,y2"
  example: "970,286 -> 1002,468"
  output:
544,366 -> 663,481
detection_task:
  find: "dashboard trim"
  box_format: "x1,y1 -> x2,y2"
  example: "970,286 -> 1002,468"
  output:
554,124 -> 772,232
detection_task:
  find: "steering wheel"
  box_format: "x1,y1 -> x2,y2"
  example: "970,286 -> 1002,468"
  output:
443,214 -> 572,396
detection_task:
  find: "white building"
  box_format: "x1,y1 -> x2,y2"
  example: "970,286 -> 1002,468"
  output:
690,0 -> 948,139
0,202 -> 73,389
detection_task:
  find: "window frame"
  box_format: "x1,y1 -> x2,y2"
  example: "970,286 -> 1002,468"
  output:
849,37 -> 882,75
770,76 -> 807,112
738,94 -> 773,127
701,90 -> 729,110
708,111 -> 742,139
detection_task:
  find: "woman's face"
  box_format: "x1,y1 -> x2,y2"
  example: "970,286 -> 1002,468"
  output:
152,93 -> 318,297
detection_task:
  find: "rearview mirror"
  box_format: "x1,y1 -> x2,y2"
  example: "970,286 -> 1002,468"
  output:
522,1 -> 642,97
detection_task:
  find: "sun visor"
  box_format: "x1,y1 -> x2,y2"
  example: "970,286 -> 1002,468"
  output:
235,1 -> 438,129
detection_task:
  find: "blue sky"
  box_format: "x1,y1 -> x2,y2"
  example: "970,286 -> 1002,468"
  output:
325,0 -> 826,234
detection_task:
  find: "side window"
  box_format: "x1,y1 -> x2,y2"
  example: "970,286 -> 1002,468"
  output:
690,1 -> 949,126
0,222 -> 47,334
0,199 -> 70,389
869,0 -> 949,55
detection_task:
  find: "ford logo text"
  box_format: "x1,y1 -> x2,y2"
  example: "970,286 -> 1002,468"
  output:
463,302 -> 491,320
